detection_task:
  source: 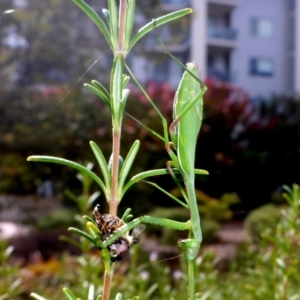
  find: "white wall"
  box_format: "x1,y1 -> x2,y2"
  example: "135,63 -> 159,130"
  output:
190,0 -> 207,79
231,0 -> 288,98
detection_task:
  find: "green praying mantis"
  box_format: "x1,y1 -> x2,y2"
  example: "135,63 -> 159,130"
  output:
95,61 -> 207,249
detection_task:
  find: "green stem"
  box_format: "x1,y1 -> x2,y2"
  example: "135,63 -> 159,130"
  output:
101,248 -> 114,300
118,0 -> 127,52
185,177 -> 202,244
187,260 -> 195,300
110,128 -> 121,216
102,266 -> 114,300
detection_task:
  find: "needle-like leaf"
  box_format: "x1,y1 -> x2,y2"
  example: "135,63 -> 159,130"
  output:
62,288 -> 77,300
108,0 -> 118,50
27,156 -> 108,198
122,168 -> 181,197
128,8 -> 192,52
110,54 -> 124,126
84,84 -> 111,109
68,227 -> 96,245
92,80 -> 110,99
143,180 -> 188,208
118,140 -> 140,199
123,0 -> 136,51
90,141 -> 111,191
72,0 -> 113,51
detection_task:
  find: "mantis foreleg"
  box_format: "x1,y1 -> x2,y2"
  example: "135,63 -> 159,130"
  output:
99,215 -> 191,248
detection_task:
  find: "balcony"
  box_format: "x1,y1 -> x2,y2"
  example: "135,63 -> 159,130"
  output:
207,27 -> 238,48
160,0 -> 190,4
207,68 -> 236,83
160,0 -> 190,11
208,0 -> 238,14
207,0 -> 238,7
144,18 -> 191,52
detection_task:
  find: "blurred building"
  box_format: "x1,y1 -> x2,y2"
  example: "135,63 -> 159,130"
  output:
133,0 -> 300,98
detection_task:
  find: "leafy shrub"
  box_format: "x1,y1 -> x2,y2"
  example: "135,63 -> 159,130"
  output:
36,209 -> 75,230
244,203 -> 281,242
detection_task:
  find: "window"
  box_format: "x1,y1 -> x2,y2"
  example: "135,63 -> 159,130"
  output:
160,0 -> 189,4
251,18 -> 274,38
289,0 -> 296,10
250,58 -> 274,77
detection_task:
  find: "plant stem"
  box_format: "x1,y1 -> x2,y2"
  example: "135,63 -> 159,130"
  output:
118,0 -> 127,52
102,266 -> 114,300
187,260 -> 195,300
110,128 -> 121,216
185,177 -> 202,244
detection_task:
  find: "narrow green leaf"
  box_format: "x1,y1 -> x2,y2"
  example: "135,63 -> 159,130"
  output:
89,141 -> 111,190
143,180 -> 188,208
154,32 -> 202,84
194,169 -> 209,175
123,0 -> 136,51
72,0 -> 113,51
110,54 -> 124,125
84,84 -> 111,109
83,215 -> 96,225
108,0 -> 118,49
126,112 -> 164,142
145,283 -> 158,298
128,8 -> 192,52
125,64 -> 165,121
122,74 -> 130,89
123,214 -> 133,223
92,80 -> 110,101
121,207 -> 132,220
119,88 -> 130,118
121,167 -> 207,200
118,140 -> 140,198
30,293 -> 48,300
101,247 -> 113,271
122,168 -> 181,197
68,227 -> 96,245
86,221 -> 101,241
62,288 -> 77,300
27,156 -> 108,198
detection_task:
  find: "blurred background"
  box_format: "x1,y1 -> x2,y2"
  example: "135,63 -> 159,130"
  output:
1,0 -> 300,213
1,0 -> 300,298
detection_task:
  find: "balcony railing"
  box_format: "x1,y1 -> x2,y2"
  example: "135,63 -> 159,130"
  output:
207,27 -> 237,40
207,0 -> 238,6
160,0 -> 190,5
207,69 -> 236,83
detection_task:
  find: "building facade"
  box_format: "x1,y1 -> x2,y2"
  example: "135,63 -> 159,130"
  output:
141,0 -> 300,98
